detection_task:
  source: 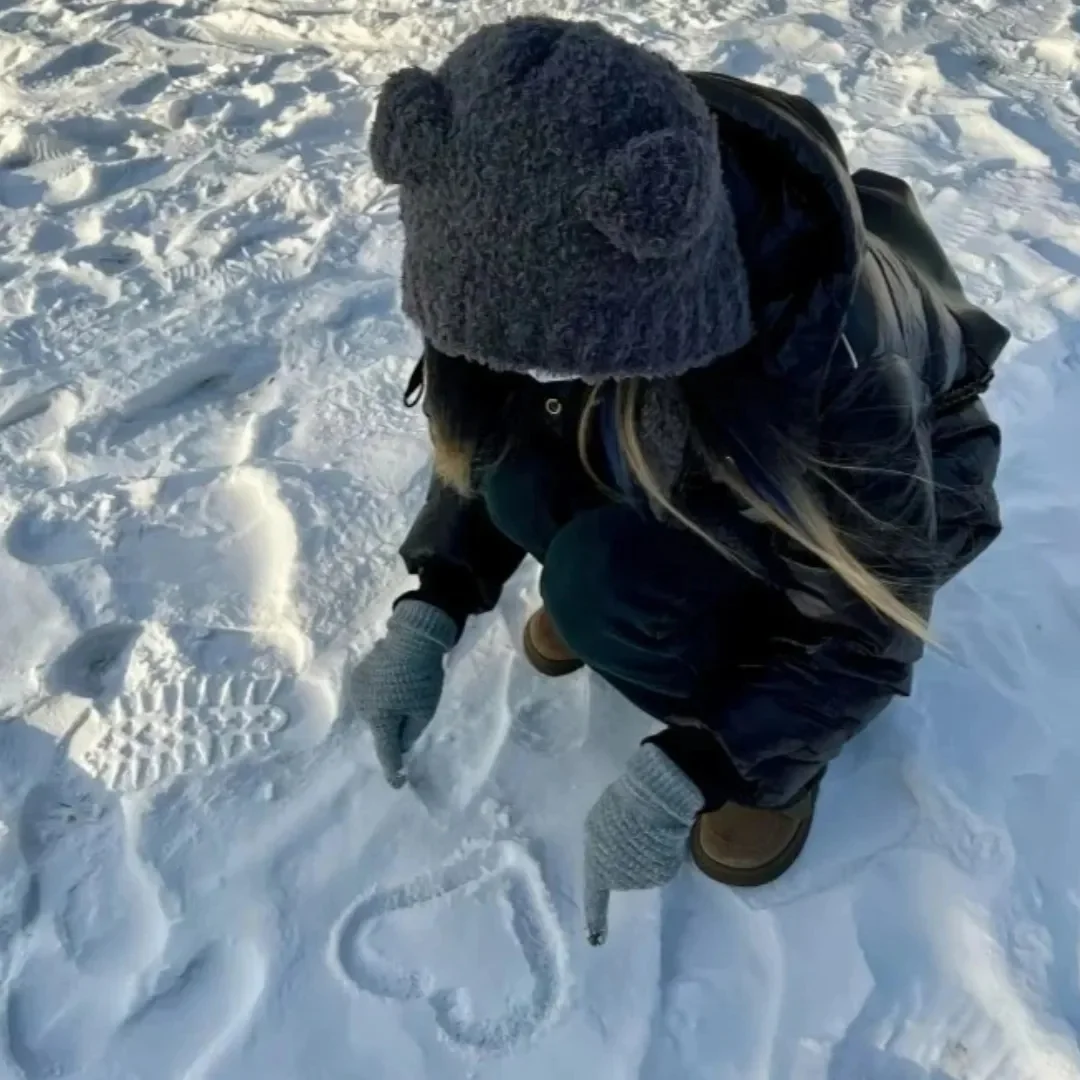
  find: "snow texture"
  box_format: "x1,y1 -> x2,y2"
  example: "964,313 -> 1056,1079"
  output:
0,0 -> 1078,1077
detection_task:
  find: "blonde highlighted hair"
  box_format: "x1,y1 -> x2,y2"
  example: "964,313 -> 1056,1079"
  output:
601,379 -> 932,641
429,409 -> 476,495
425,355 -> 932,643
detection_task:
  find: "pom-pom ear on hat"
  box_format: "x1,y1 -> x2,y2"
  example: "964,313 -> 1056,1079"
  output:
370,67 -> 452,186
581,128 -> 721,260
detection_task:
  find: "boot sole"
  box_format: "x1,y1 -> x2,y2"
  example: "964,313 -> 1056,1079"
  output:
522,614 -> 585,678
689,790 -> 817,888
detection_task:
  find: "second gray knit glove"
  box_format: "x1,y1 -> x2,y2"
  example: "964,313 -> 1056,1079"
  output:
583,745 -> 704,945
347,599 -> 458,788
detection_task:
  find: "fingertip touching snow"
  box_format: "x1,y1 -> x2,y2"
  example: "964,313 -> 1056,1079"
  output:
0,0 -> 1078,1077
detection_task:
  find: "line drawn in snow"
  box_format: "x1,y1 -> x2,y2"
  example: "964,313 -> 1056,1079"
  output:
75,674 -> 289,793
333,841 -> 570,1055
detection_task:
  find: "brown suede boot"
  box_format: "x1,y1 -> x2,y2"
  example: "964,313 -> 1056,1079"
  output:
690,786 -> 818,887
522,607 -> 584,677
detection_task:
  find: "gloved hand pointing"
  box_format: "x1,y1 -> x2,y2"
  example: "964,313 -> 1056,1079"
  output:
583,745 -> 704,945
346,599 -> 458,787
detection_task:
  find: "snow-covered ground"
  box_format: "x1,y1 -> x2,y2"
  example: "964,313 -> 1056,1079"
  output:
1,0 -> 1079,1076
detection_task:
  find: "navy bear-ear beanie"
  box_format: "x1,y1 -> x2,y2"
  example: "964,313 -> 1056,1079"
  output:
370,17 -> 753,380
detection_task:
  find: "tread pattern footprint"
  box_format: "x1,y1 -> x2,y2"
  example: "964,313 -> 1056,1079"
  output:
74,674 -> 289,793
47,622 -> 142,699
8,774 -> 263,1078
108,937 -> 267,1078
17,776 -> 168,980
0,382 -> 79,487
21,43 -> 120,89
66,344 -> 279,455
334,841 -> 570,1055
0,388 -> 69,435
827,857 -> 1080,1079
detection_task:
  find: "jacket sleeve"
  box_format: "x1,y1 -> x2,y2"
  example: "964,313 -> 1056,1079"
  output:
398,473 -> 526,632
395,347 -> 531,631
656,345 -> 939,810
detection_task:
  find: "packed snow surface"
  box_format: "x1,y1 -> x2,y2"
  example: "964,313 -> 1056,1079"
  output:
2,0 -> 1080,1076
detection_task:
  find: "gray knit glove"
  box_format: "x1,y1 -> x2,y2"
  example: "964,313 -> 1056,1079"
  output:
583,745 -> 704,945
347,599 -> 458,788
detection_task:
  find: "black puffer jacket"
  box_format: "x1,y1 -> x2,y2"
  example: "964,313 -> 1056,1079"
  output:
396,74 -> 1008,808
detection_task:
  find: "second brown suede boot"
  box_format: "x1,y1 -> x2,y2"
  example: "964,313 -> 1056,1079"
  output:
690,785 -> 818,887
522,607 -> 585,677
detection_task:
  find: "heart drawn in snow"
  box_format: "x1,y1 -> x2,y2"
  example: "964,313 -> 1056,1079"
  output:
333,841 -> 570,1054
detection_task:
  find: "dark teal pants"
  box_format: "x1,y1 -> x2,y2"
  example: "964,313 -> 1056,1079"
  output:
481,447 -> 783,725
